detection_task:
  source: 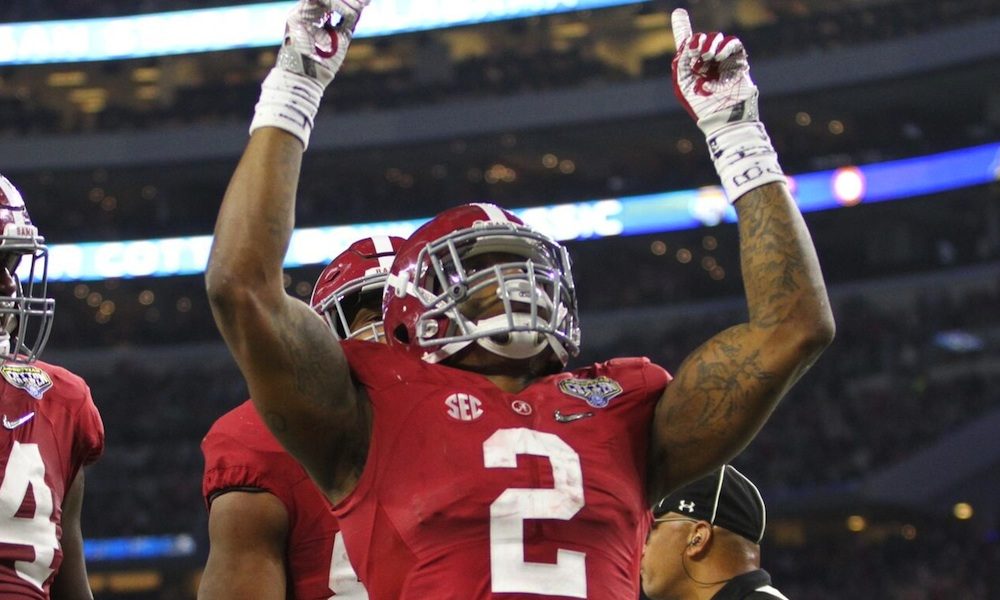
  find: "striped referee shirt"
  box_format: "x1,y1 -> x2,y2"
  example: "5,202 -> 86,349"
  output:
710,569 -> 790,600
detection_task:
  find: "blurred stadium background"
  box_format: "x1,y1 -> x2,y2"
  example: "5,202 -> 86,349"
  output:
2,0 -> 999,597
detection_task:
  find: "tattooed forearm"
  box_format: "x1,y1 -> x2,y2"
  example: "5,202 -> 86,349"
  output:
737,184 -> 818,329
651,183 -> 833,494
665,326 -> 778,437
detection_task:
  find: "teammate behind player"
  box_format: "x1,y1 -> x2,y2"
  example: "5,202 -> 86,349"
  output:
199,236 -> 401,599
0,174 -> 104,600
206,2 -> 834,598
641,466 -> 789,600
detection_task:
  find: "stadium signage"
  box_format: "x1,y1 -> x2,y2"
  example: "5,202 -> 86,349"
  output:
0,0 -> 647,65
24,142 -> 999,282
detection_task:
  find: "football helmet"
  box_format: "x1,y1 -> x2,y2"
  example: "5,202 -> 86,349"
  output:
311,235 -> 404,341
0,175 -> 54,363
383,203 -> 580,368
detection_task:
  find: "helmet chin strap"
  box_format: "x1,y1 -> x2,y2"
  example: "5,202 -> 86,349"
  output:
472,314 -> 549,359
422,312 -> 568,364
466,276 -> 572,361
416,274 -> 572,366
470,277 -> 560,360
469,313 -> 569,365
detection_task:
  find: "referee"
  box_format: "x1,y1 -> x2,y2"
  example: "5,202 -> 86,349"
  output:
641,465 -> 789,600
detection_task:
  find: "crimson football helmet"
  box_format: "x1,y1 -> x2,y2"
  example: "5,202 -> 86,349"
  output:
0,175 -> 54,362
311,235 -> 404,341
383,203 -> 580,368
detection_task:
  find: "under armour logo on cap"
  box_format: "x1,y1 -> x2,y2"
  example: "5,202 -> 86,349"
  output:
651,465 -> 767,544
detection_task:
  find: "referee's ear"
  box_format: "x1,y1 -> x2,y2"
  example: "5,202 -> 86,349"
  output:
685,521 -> 713,556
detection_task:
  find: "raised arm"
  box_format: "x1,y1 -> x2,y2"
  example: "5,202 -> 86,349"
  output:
205,0 -> 370,499
648,10 -> 835,500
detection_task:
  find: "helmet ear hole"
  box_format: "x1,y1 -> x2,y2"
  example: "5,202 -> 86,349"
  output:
393,324 -> 410,345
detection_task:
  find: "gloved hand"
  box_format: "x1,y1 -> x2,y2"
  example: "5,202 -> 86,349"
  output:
670,9 -> 784,203
670,10 -> 758,137
276,0 -> 367,87
250,0 -> 370,148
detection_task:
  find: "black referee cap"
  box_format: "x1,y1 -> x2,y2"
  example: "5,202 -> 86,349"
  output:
652,465 -> 766,544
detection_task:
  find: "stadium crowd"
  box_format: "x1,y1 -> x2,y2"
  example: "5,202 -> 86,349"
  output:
35,182 -> 1000,355
1,0 -> 997,137
766,520 -> 1000,599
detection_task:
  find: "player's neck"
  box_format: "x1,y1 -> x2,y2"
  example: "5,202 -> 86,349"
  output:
484,373 -> 535,394
447,345 -> 554,393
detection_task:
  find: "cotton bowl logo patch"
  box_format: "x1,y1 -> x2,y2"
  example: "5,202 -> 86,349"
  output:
558,376 -> 623,408
1,364 -> 53,400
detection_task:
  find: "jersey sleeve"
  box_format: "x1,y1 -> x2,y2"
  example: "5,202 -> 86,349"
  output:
201,426 -> 299,515
605,356 -> 672,402
73,382 -> 105,467
642,359 -> 672,400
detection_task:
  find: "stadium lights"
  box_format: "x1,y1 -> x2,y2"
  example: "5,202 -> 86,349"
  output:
35,141 -> 1000,283
0,0 -> 648,65
84,534 -> 196,561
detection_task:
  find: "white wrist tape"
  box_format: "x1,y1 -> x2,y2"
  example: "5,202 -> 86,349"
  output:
249,68 -> 326,149
704,121 -> 785,203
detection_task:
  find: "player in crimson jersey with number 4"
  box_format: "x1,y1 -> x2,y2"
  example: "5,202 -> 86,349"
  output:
0,174 -> 104,600
199,236 -> 401,599
206,3 -> 834,598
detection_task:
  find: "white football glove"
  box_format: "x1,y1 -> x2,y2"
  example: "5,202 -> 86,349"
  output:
670,9 -> 784,203
277,0 -> 366,87
250,0 -> 369,148
670,10 -> 757,136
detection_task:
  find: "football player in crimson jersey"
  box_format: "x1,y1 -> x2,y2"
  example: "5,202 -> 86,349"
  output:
199,236 -> 401,600
206,3 -> 834,599
0,174 -> 104,600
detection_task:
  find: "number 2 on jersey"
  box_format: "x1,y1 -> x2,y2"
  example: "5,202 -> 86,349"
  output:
329,530 -> 368,599
0,441 -> 58,589
484,428 -> 586,598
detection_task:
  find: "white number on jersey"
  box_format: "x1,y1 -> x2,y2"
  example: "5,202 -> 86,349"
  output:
484,428 -> 586,598
328,530 -> 368,599
0,442 -> 58,589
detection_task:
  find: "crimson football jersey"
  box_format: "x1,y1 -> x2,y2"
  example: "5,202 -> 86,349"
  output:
0,359 -> 104,599
202,400 -> 368,599
335,340 -> 671,600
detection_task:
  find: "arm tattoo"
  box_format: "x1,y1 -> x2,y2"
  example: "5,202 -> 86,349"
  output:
665,327 -> 777,438
652,184 -> 831,494
737,185 -> 810,329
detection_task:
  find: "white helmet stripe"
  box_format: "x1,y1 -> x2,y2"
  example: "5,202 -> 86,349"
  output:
371,235 -> 394,253
371,235 -> 395,269
472,203 -> 511,223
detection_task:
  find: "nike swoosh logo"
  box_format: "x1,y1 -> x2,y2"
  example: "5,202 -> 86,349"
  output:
3,412 -> 35,429
553,410 -> 594,423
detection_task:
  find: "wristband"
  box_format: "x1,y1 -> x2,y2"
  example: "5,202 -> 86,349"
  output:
249,69 -> 325,149
705,121 -> 785,203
